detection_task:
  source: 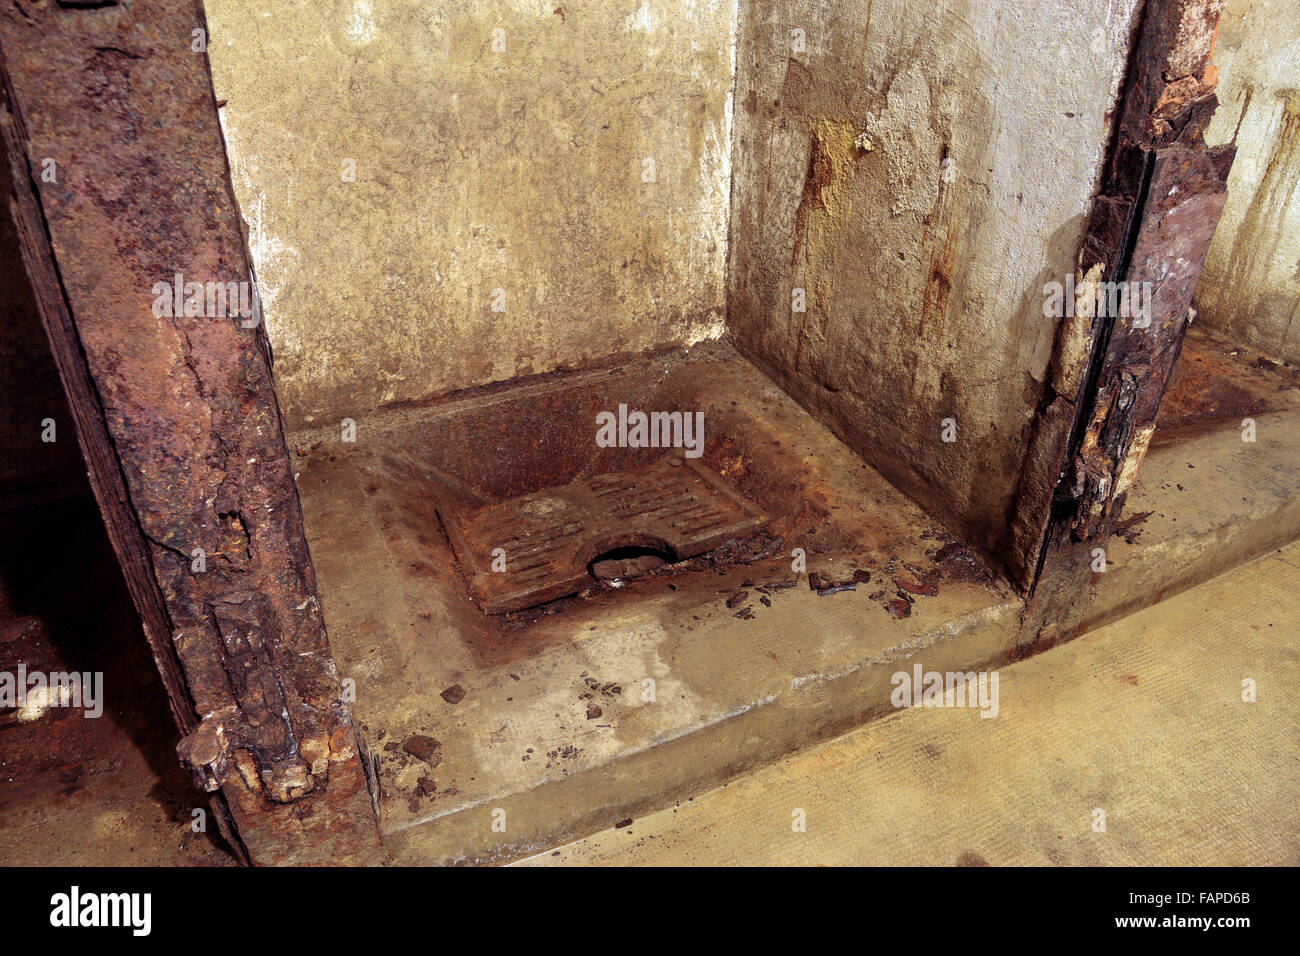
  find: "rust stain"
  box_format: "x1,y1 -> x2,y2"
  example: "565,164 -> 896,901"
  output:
1153,334 -> 1292,443
1222,90 -> 1300,336
791,118 -> 857,373
1230,81 -> 1253,142
856,0 -> 874,74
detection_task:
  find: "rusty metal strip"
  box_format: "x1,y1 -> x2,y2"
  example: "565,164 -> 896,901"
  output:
1015,0 -> 1234,648
0,0 -> 380,863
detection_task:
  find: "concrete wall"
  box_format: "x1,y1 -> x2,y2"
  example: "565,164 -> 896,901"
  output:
210,0 -> 1147,569
1197,0 -> 1300,364
207,0 -> 736,430
727,0 -> 1139,559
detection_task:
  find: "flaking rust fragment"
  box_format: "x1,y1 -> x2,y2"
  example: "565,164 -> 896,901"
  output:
1113,424 -> 1156,498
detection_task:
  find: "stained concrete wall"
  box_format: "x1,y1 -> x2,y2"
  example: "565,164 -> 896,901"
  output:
1197,0 -> 1300,364
727,0 -> 1139,560
207,0 -> 736,430
210,0 -> 1145,569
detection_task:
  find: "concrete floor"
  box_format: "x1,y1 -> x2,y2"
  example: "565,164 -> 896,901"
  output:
5,515 -> 1294,868
1080,332 -> 1300,634
3,332 -> 1298,866
0,713 -> 238,867
0,497 -> 237,867
520,539 -> 1300,866
280,330 -> 1300,864
291,343 -> 1021,864
4,532 -> 1293,866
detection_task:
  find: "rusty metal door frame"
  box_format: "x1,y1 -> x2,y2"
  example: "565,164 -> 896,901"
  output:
1014,0 -> 1235,646
0,0 -> 380,864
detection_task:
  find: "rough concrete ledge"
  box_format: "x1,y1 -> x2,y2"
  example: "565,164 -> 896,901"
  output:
384,582 -> 1021,864
1082,409 -> 1300,634
519,541 -> 1300,867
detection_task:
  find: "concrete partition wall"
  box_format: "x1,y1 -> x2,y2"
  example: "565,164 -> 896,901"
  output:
1196,0 -> 1300,364
727,0 -> 1140,567
209,0 -> 1149,580
206,0 -> 737,430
